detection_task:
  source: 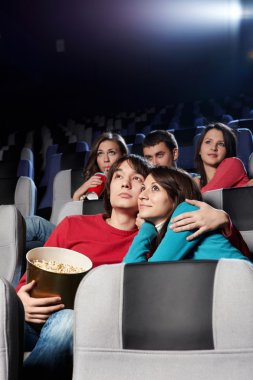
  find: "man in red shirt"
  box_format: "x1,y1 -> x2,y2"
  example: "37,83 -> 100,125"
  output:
17,154 -> 150,380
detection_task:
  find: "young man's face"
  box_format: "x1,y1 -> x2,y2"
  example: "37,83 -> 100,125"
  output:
110,160 -> 145,213
143,142 -> 178,168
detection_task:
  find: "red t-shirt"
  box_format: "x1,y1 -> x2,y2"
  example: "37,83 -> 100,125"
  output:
201,157 -> 249,193
16,214 -> 138,292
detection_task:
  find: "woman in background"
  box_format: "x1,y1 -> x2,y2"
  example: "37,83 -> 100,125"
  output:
72,131 -> 128,200
124,166 -> 249,264
194,122 -> 252,192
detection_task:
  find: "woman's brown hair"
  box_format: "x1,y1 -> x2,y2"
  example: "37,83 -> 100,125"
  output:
83,132 -> 128,180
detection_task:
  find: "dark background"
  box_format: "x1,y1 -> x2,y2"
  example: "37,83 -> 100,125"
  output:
1,0 -> 253,131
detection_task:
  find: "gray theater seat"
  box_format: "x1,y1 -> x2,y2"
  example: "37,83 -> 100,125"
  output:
0,205 -> 25,287
0,277 -> 24,380
73,260 -> 253,380
203,186 -> 253,254
50,169 -> 84,225
56,200 -> 84,224
56,199 -> 105,225
249,152 -> 253,178
15,176 -> 37,218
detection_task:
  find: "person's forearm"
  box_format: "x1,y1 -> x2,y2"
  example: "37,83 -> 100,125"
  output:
123,223 -> 157,263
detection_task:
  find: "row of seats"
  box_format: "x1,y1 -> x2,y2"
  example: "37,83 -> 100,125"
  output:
1,185 -> 253,379
3,184 -> 253,293
1,103 -> 253,222
2,258 -> 253,380
73,258 -> 253,380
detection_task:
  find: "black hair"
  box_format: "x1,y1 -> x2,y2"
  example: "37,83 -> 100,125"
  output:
103,154 -> 151,216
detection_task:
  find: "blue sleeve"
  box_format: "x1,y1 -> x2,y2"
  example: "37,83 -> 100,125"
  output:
123,222 -> 158,263
148,202 -> 203,262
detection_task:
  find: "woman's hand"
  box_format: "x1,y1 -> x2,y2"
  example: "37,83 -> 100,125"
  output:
246,179 -> 253,187
72,175 -> 103,200
17,281 -> 65,324
169,199 -> 229,241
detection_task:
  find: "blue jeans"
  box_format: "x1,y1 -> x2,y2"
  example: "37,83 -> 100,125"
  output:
26,216 -> 56,249
23,309 -> 73,380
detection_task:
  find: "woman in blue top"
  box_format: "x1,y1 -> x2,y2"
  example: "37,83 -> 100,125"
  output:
123,166 -> 248,263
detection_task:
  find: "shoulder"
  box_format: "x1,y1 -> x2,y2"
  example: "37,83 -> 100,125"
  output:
171,201 -> 199,218
63,213 -> 105,226
219,157 -> 244,170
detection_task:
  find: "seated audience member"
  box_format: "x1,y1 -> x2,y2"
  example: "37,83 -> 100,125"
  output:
124,166 -> 250,264
17,156 -> 250,380
25,132 -> 128,249
142,129 -> 178,167
194,122 -> 253,192
17,154 -> 150,380
141,128 -> 250,255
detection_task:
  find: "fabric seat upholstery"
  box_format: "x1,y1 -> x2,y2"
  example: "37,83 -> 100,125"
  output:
56,199 -> 104,224
0,205 -> 25,287
50,169 -> 84,225
203,186 -> 253,254
73,260 -> 253,380
0,277 -> 24,380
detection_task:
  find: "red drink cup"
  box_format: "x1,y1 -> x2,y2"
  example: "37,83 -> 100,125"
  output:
86,172 -> 106,200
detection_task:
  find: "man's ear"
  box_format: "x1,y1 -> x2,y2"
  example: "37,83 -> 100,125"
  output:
173,148 -> 179,161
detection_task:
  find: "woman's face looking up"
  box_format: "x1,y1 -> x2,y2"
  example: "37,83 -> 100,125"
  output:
138,174 -> 174,225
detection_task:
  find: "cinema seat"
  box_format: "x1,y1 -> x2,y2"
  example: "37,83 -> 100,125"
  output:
73,260 -> 253,380
50,169 -> 84,225
0,205 -> 25,287
0,277 -> 24,380
203,186 -> 253,254
56,199 -> 105,224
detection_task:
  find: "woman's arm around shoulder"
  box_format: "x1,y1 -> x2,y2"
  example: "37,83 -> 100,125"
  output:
170,199 -> 229,240
123,222 -> 158,263
149,202 -> 202,262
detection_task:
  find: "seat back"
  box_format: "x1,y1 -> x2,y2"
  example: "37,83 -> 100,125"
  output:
174,128 -> 197,170
17,159 -> 33,179
249,152 -> 253,178
60,151 -> 87,171
56,201 -> 84,224
203,186 -> 253,253
73,260 -> 253,380
82,199 -> 105,215
0,162 -> 18,178
234,128 -> 253,171
0,205 -> 25,287
14,176 -> 37,218
56,199 -> 105,224
0,176 -> 36,219
50,169 -> 84,224
0,278 -> 24,380
131,143 -> 143,156
0,178 -> 17,204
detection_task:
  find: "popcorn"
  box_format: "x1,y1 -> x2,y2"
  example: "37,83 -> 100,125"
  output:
31,259 -> 86,274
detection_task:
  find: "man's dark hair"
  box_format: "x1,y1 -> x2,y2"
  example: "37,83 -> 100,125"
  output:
103,154 -> 151,216
143,130 -> 178,151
